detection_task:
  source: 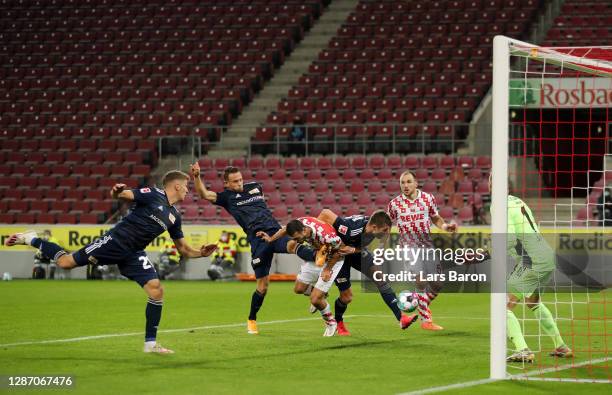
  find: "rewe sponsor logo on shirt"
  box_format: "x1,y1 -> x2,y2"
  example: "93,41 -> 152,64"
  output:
401,213 -> 425,221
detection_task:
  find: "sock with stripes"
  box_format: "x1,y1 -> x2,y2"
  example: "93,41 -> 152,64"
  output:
145,297 -> 163,342
417,293 -> 433,322
30,238 -> 66,261
320,302 -> 334,321
416,288 -> 439,322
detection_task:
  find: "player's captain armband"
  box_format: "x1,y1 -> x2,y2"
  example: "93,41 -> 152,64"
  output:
140,188 -> 151,193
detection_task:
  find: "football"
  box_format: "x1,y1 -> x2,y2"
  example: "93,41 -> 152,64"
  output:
397,290 -> 419,312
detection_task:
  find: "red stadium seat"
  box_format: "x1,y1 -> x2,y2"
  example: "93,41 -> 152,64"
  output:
458,156 -> 474,169
314,180 -> 329,194
404,157 -> 421,169
0,213 -> 16,224
421,182 -> 438,194
415,169 -> 429,180
56,213 -> 78,224
476,156 -> 492,169
368,155 -> 385,169
349,180 -> 365,193
368,181 -> 384,193
475,181 -> 489,194
285,192 -> 301,206
79,213 -> 99,224
457,207 -> 474,224
360,168 -> 376,181
265,156 -> 281,169
351,156 -> 366,169
321,194 -> 337,206
456,181 -> 474,195
438,207 -> 454,219
422,157 -> 438,169
431,169 -> 447,182
302,192 -> 319,206
36,213 -> 57,224
297,157 -> 315,170
314,157 -> 331,169
291,206 -> 307,218
272,206 -> 288,220
334,156 -> 349,169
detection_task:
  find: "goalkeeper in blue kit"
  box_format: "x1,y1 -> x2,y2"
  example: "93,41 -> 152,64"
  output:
490,175 -> 572,363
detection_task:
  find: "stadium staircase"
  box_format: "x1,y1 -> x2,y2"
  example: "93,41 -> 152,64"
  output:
208,0 -> 360,158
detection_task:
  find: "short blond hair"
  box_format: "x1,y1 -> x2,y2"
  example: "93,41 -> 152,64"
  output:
399,170 -> 416,180
162,170 -> 190,186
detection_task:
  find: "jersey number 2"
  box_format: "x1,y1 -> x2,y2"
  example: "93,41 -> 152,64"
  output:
139,256 -> 153,270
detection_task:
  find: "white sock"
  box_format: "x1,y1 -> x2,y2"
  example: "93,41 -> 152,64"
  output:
319,302 -> 332,320
144,340 -> 156,348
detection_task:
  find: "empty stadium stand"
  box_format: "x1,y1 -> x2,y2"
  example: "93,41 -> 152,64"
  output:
0,0 -> 327,223
186,155 -> 491,225
543,0 -> 612,47
254,0 -> 541,155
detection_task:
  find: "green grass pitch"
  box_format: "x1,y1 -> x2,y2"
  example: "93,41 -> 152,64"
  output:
0,280 -> 609,394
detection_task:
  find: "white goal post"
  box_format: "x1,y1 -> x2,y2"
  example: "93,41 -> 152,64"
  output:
490,35 -> 612,381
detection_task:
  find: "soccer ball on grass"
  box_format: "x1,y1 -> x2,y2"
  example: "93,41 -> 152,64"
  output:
397,290 -> 418,312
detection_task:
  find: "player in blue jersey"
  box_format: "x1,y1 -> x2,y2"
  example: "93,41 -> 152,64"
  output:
5,171 -> 218,354
191,163 -> 317,335
317,209 -> 418,335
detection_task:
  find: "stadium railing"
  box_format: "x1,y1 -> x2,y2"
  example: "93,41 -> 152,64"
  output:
155,122 -> 493,160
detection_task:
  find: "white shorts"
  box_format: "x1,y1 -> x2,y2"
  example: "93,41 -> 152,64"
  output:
297,260 -> 344,293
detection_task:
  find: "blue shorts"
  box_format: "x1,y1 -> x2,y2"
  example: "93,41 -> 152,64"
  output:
249,235 -> 290,279
335,250 -> 376,291
72,235 -> 158,287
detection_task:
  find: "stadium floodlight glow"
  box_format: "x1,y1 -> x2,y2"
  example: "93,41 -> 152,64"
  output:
492,35 -> 611,384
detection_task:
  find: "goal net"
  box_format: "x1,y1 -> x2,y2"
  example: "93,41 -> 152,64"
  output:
491,36 -> 611,383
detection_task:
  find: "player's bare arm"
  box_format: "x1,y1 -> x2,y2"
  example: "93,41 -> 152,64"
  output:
338,244 -> 358,255
190,162 -> 217,203
257,227 -> 286,243
317,209 -> 338,225
432,214 -> 458,233
173,238 -> 218,258
110,183 -> 135,201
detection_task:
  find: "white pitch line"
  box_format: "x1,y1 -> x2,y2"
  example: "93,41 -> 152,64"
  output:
518,378 -> 612,384
396,378 -> 501,395
509,356 -> 612,379
0,314 -> 488,348
0,315 -> 357,348
398,356 -> 612,394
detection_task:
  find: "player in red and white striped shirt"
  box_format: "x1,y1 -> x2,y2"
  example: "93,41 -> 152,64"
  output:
258,216 -> 354,336
387,170 -> 457,331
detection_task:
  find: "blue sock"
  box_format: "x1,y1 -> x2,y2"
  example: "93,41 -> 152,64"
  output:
145,298 -> 163,342
295,244 -> 316,262
379,284 -> 402,321
248,290 -> 266,321
30,237 -> 66,261
334,298 -> 348,322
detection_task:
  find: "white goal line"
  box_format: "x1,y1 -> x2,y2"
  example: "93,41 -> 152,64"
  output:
0,314 -> 488,348
398,356 -> 612,395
